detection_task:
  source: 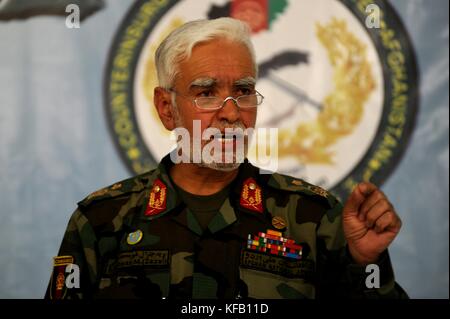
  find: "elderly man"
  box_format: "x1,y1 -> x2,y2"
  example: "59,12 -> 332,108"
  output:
45,17 -> 407,299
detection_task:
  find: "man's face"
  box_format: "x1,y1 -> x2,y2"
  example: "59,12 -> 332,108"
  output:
171,39 -> 258,170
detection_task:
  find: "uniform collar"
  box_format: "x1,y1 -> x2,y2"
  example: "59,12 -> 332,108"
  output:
138,153 -> 270,232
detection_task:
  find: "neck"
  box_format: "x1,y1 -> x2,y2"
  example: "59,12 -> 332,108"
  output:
169,163 -> 239,195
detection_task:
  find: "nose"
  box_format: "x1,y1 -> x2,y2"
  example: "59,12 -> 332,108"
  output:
216,97 -> 240,123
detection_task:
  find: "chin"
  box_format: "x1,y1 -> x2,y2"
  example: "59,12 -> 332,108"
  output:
198,161 -> 242,172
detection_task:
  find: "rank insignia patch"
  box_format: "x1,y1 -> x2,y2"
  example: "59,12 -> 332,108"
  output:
240,178 -> 263,213
309,185 -> 329,198
145,179 -> 167,216
87,187 -> 109,200
246,229 -> 303,260
110,182 -> 122,190
49,255 -> 74,300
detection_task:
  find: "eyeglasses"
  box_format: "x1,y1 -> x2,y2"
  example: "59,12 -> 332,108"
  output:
169,89 -> 264,111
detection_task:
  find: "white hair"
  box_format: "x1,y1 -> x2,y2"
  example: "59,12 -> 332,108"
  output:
155,17 -> 258,89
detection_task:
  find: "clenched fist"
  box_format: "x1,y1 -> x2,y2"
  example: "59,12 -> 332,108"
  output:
343,182 -> 402,265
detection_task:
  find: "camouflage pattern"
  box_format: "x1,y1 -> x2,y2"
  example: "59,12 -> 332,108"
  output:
45,154 -> 408,299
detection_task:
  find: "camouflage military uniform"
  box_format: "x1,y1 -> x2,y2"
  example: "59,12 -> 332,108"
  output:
45,154 -> 408,299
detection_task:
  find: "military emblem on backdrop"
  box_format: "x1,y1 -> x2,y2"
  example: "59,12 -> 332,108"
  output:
104,0 -> 418,200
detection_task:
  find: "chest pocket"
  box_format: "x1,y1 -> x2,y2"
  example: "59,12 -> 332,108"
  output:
95,249 -> 171,299
239,249 -> 316,299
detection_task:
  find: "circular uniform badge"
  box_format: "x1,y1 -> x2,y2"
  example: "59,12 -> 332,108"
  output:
272,216 -> 287,230
127,229 -> 143,245
104,0 -> 418,200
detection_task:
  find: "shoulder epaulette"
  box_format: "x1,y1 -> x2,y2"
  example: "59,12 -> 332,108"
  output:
77,170 -> 154,208
266,173 -> 340,208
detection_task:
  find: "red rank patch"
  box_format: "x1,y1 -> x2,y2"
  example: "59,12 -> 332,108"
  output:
240,177 -> 263,213
145,179 -> 167,216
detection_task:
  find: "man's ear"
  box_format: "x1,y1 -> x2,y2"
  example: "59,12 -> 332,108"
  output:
154,87 -> 177,130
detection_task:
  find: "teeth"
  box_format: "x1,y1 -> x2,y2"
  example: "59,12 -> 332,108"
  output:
211,131 -> 246,142
217,137 -> 234,143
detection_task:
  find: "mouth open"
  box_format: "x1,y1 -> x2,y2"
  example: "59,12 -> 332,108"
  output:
210,131 -> 246,143
212,134 -> 237,143
202,130 -> 248,163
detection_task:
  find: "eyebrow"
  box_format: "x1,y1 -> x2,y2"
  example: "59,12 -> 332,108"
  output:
234,77 -> 256,87
188,76 -> 256,90
189,77 -> 217,89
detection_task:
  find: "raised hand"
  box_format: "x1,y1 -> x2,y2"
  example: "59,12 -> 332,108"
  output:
342,182 -> 402,265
